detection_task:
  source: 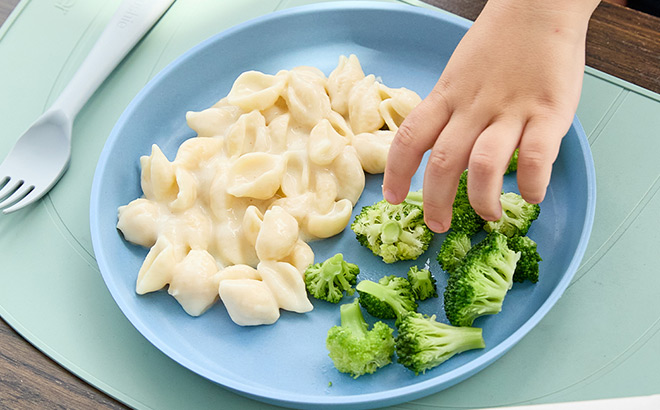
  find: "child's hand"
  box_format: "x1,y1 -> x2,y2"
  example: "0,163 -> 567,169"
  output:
382,0 -> 600,232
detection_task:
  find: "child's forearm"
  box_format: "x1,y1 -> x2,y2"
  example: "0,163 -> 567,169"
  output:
486,0 -> 601,17
482,0 -> 601,38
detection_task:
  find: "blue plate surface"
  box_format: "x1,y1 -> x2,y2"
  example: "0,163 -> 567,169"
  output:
90,2 -> 596,409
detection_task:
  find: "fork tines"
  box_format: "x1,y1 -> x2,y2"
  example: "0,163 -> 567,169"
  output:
0,176 -> 37,213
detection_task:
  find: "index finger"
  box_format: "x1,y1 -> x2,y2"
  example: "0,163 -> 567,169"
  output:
382,90 -> 452,204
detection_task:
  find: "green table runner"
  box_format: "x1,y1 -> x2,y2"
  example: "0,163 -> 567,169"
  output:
1,1 -> 659,409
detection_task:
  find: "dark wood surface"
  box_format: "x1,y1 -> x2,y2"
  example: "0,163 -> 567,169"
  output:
1,1 -> 659,409
0,317 -> 127,409
424,0 -> 660,94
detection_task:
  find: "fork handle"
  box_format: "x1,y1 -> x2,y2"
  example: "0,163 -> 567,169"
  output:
49,0 -> 176,123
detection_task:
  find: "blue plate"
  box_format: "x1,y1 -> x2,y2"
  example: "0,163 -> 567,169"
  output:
90,2 -> 596,409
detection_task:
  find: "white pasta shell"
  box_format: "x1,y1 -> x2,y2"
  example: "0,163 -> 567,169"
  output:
212,219 -> 259,268
140,145 -> 177,202
186,104 -> 242,138
305,199 -> 353,239
168,249 -> 221,316
281,240 -> 315,276
241,205 -> 264,247
173,137 -> 223,170
308,118 -> 348,166
117,198 -> 163,248
348,74 -> 384,134
325,110 -> 354,142
266,112 -> 290,152
351,130 -> 395,174
268,194 -> 314,233
218,279 -> 280,326
311,170 -> 339,215
169,167 -> 198,212
227,70 -> 287,112
136,236 -> 181,294
281,150 -> 310,198
224,111 -> 271,158
178,207 -> 213,251
377,85 -> 421,132
217,264 -> 261,283
327,54 -> 365,116
283,70 -> 331,128
257,261 -> 313,313
330,145 -> 365,205
255,206 -> 299,261
226,152 -> 284,200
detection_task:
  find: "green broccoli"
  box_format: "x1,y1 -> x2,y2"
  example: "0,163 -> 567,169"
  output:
484,192 -> 540,238
443,232 -> 521,326
395,312 -> 485,375
451,170 -> 485,235
304,253 -> 359,303
507,235 -> 542,283
504,148 -> 519,174
407,265 -> 438,301
326,299 -> 395,378
437,231 -> 472,273
351,199 -> 433,263
403,189 -> 424,208
454,169 -> 470,203
356,275 -> 417,322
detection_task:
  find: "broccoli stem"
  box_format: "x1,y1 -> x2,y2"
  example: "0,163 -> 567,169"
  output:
381,221 -> 402,244
340,299 -> 368,338
404,190 -> 424,208
356,280 -> 408,319
425,325 -> 486,359
323,254 -> 354,291
399,230 -> 422,247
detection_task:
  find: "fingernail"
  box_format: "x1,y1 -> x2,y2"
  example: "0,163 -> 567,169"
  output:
481,210 -> 502,222
425,218 -> 448,233
383,188 -> 399,204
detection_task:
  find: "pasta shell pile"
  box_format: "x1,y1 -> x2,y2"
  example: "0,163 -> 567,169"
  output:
116,55 -> 421,326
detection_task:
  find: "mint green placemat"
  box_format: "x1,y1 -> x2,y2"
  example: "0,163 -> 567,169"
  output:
1,1 -> 659,409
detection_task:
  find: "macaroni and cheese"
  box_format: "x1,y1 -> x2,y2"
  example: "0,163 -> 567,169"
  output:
117,55 -> 421,326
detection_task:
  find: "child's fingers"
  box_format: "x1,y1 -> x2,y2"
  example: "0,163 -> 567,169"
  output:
467,118 -> 524,221
382,89 -> 451,204
421,113 -> 488,233
517,116 -> 569,204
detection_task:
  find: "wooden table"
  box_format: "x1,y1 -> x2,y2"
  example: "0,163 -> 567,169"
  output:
0,1 -> 659,408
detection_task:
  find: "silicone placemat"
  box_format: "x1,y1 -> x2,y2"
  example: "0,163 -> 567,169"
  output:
1,0 -> 659,409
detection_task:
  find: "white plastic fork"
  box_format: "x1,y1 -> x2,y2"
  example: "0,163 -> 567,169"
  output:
0,0 -> 175,214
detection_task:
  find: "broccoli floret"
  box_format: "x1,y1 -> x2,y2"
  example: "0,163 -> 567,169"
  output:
504,149 -> 519,174
484,192 -> 540,238
326,299 -> 395,378
304,253 -> 359,303
437,231 -> 472,273
454,169 -> 470,202
507,236 -> 542,283
443,232 -> 521,326
351,199 -> 433,263
407,265 -> 438,301
395,312 -> 485,375
356,275 -> 417,322
451,170 -> 485,235
451,201 -> 485,236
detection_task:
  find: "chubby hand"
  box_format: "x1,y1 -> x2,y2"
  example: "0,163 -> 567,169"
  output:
382,0 -> 599,232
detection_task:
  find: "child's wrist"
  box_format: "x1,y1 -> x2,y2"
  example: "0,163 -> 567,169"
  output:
484,0 -> 600,27
479,0 -> 600,42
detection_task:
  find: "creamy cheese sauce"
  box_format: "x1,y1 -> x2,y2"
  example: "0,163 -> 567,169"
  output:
116,55 -> 421,326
